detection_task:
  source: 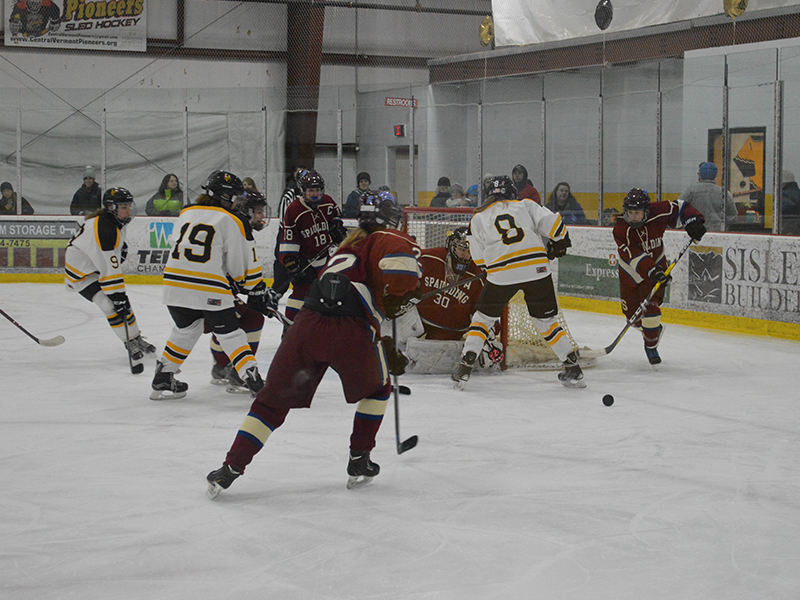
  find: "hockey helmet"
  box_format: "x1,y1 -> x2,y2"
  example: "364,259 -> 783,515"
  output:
358,190 -> 403,230
102,187 -> 136,226
446,226 -> 471,274
202,170 -> 244,208
486,175 -> 517,202
622,188 -> 650,228
300,170 -> 325,208
234,190 -> 268,230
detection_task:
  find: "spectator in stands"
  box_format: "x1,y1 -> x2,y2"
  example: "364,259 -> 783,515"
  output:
511,164 -> 541,204
602,207 -> 619,226
343,172 -> 371,218
70,165 -> 102,216
145,173 -> 184,217
242,177 -> 258,193
0,181 -> 34,215
429,176 -> 452,208
446,183 -> 469,207
678,162 -> 737,231
545,181 -> 589,225
781,169 -> 800,235
466,184 -> 479,207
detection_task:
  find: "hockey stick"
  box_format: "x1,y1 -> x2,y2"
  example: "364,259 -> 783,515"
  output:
0,307 -> 65,347
594,237 -> 695,357
264,305 -> 293,328
391,318 -> 418,454
122,314 -> 144,374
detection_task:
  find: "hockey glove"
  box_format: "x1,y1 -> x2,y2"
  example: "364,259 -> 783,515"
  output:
109,292 -> 131,318
383,290 -> 422,319
546,233 -> 572,260
247,281 -> 281,316
329,218 -> 348,245
684,217 -> 706,242
382,336 -> 409,376
647,266 -> 672,285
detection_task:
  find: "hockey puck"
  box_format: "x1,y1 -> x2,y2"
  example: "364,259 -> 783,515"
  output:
602,394 -> 614,406
132,363 -> 145,375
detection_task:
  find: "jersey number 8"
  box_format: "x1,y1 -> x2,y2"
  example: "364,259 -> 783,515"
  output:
494,214 -> 525,245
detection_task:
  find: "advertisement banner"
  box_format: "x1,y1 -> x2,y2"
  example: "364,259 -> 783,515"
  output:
5,0 -> 147,52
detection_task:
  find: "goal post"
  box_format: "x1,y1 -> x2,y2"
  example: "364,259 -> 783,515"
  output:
403,207 -> 594,371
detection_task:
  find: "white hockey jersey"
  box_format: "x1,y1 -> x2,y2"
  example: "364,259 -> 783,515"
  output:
162,204 -> 263,311
64,212 -> 127,295
468,198 -> 566,286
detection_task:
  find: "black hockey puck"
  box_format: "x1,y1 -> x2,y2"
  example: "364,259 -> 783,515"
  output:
132,363 -> 145,375
602,394 -> 614,406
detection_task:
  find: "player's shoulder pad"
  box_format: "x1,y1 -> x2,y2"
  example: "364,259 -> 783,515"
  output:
229,210 -> 255,241
96,212 -> 120,252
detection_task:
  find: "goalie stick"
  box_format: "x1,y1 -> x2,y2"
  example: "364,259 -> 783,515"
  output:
391,318 -> 418,454
0,307 -> 65,347
592,236 -> 695,357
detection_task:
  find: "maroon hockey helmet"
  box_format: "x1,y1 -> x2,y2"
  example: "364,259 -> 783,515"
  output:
622,188 -> 650,228
234,190 -> 268,230
446,226 -> 471,274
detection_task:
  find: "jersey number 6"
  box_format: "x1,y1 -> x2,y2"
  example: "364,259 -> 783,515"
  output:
494,214 -> 525,245
172,223 -> 216,263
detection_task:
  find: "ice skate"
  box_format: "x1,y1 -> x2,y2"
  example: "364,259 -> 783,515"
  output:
210,362 -> 249,394
558,351 -> 586,389
206,464 -> 241,499
451,351 -> 477,391
244,365 -> 264,398
123,340 -> 144,363
128,334 -> 156,355
645,346 -> 661,366
346,451 -> 380,489
150,361 -> 188,400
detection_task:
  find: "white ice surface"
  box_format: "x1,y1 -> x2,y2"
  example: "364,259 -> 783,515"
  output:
1,283 -> 799,600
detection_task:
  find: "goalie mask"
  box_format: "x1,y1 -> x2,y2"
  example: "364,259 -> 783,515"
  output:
300,170 -> 325,208
234,190 -> 267,230
622,188 -> 650,229
358,190 -> 403,230
102,187 -> 136,226
446,226 -> 471,274
202,170 -> 244,208
486,175 -> 517,202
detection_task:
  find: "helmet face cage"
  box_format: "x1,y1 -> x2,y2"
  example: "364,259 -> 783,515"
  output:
487,176 -> 517,201
446,226 -> 471,273
102,187 -> 136,225
234,190 -> 267,230
622,188 -> 651,228
203,170 -> 244,207
358,190 -> 403,230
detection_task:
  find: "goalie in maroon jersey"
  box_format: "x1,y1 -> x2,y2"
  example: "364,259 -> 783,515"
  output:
613,188 -> 706,365
206,190 -> 422,496
277,170 -> 347,321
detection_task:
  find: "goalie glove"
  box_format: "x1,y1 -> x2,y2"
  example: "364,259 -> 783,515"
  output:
684,217 -> 706,242
382,336 -> 409,376
247,281 -> 281,316
329,218 -> 348,245
383,290 -> 422,320
546,232 -> 571,260
109,292 -> 131,318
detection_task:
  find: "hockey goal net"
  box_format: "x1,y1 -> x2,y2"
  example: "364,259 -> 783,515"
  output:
404,207 -> 593,370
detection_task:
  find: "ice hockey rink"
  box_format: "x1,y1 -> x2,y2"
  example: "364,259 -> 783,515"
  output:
2,282 -> 799,600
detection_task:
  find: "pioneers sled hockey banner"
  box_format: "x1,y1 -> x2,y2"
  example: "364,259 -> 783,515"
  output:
5,0 -> 147,52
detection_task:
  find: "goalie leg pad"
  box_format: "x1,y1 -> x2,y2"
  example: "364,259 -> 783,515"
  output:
405,337 -> 464,374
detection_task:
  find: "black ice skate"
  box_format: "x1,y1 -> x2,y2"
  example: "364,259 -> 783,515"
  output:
244,365 -> 264,398
558,351 -> 586,389
150,361 -> 188,400
346,451 -> 380,489
645,346 -> 661,365
206,464 -> 241,499
210,362 -> 249,394
451,351 -> 477,391
128,334 -> 156,355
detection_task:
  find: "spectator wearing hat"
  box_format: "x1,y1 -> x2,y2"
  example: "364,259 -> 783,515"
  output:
343,171 -> 372,218
430,176 -> 452,208
511,164 -> 541,204
466,184 -> 479,207
0,181 -> 34,215
677,162 -> 737,231
70,166 -> 102,216
446,183 -> 469,207
781,169 -> 800,235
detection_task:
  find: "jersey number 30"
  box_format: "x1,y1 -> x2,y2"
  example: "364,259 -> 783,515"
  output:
172,223 -> 216,263
494,214 -> 525,245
